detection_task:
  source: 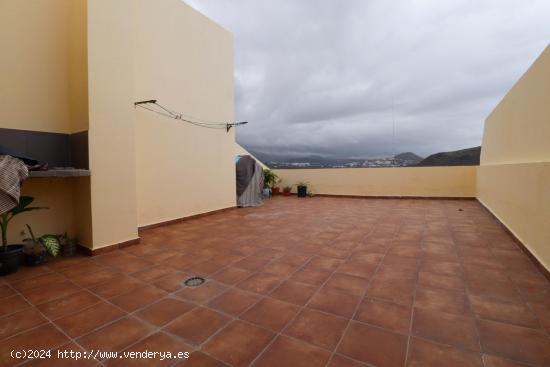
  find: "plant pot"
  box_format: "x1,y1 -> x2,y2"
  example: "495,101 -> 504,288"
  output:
24,252 -> 47,266
61,241 -> 77,257
272,187 -> 280,195
297,185 -> 307,198
283,191 -> 291,196
262,188 -> 271,198
0,245 -> 24,276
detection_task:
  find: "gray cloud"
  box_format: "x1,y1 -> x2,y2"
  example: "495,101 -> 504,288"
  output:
186,0 -> 550,158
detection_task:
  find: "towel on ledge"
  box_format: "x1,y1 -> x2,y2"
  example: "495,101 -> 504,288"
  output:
0,155 -> 29,215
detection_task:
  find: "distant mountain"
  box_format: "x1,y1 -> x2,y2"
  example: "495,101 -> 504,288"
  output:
394,152 -> 423,163
416,146 -> 481,166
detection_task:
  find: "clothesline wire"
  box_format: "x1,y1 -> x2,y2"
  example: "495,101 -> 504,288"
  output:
134,100 -> 248,131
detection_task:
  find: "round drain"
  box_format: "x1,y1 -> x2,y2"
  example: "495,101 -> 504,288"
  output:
184,276 -> 205,287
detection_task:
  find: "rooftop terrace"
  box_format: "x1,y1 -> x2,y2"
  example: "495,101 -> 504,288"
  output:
1,197 -> 549,367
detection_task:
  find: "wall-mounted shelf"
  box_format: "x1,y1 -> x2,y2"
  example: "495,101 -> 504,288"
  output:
29,169 -> 91,178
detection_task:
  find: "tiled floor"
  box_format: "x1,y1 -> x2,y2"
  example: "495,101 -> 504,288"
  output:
1,196 -> 549,367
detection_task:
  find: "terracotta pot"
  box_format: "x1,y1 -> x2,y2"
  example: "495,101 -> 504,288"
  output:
272,187 -> 280,195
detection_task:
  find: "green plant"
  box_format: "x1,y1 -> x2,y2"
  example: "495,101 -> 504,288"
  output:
1,196 -> 46,251
283,186 -> 292,193
263,169 -> 280,189
296,182 -> 308,188
23,224 -> 61,257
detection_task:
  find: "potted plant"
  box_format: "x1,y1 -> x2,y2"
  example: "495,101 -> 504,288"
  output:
60,233 -> 78,257
23,224 -> 61,266
271,186 -> 281,195
297,182 -> 308,198
0,196 -> 46,276
283,186 -> 292,196
263,169 -> 280,197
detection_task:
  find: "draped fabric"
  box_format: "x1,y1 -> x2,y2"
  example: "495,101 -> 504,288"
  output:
0,155 -> 29,215
236,155 -> 263,207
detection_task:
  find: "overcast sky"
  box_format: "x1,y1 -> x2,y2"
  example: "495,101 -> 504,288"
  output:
186,0 -> 549,158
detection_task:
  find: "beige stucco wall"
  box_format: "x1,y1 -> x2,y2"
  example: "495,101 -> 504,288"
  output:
275,167 -> 477,198
86,0 -> 139,249
0,0 -> 88,134
1,0 -> 91,247
134,0 -> 236,228
478,45 -> 550,271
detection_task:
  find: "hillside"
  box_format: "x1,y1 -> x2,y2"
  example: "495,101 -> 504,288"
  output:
394,152 -> 423,163
416,146 -> 481,166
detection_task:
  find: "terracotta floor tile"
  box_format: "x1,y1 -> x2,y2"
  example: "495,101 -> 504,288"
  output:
308,288 -> 360,318
269,280 -> 317,306
37,290 -> 101,320
207,288 -> 260,316
109,332 -> 193,367
324,273 -> 370,296
89,275 -> 143,298
417,271 -> 465,292
0,308 -> 47,339
307,256 -> 345,271
69,268 -> 121,288
253,335 -> 331,367
211,267 -> 253,285
0,324 -> 69,366
188,260 -> 225,276
3,265 -> 54,283
110,285 -> 167,312
240,297 -> 300,332
284,308 -> 348,350
338,321 -> 407,367
477,319 -> 550,366
406,337 -> 483,367
290,268 -> 332,286
0,294 -> 30,317
131,265 -> 173,282
0,284 -> 15,298
178,351 -> 229,366
77,317 -> 152,353
467,278 -> 523,303
367,278 -> 415,306
233,256 -> 271,271
54,301 -> 125,338
469,295 -> 539,329
137,298 -> 195,326
328,354 -> 368,367
278,252 -> 312,267
203,320 -> 275,367
164,307 -> 230,345
482,355 -> 533,367
237,272 -> 281,294
153,271 -> 190,292
175,281 -> 226,304
412,307 -> 479,351
355,298 -> 411,335
263,260 -> 300,277
337,260 -> 377,279
20,281 -> 81,305
58,260 -> 105,279
529,301 -> 550,332
414,287 -> 470,315
419,260 -> 463,277
11,272 -> 66,292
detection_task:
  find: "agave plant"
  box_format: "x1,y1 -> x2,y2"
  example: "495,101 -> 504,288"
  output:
1,196 -> 46,251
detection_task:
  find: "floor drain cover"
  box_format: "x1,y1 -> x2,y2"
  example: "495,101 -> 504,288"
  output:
184,276 -> 205,287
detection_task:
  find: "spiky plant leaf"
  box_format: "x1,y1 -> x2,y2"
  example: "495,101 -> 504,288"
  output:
40,235 -> 60,257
